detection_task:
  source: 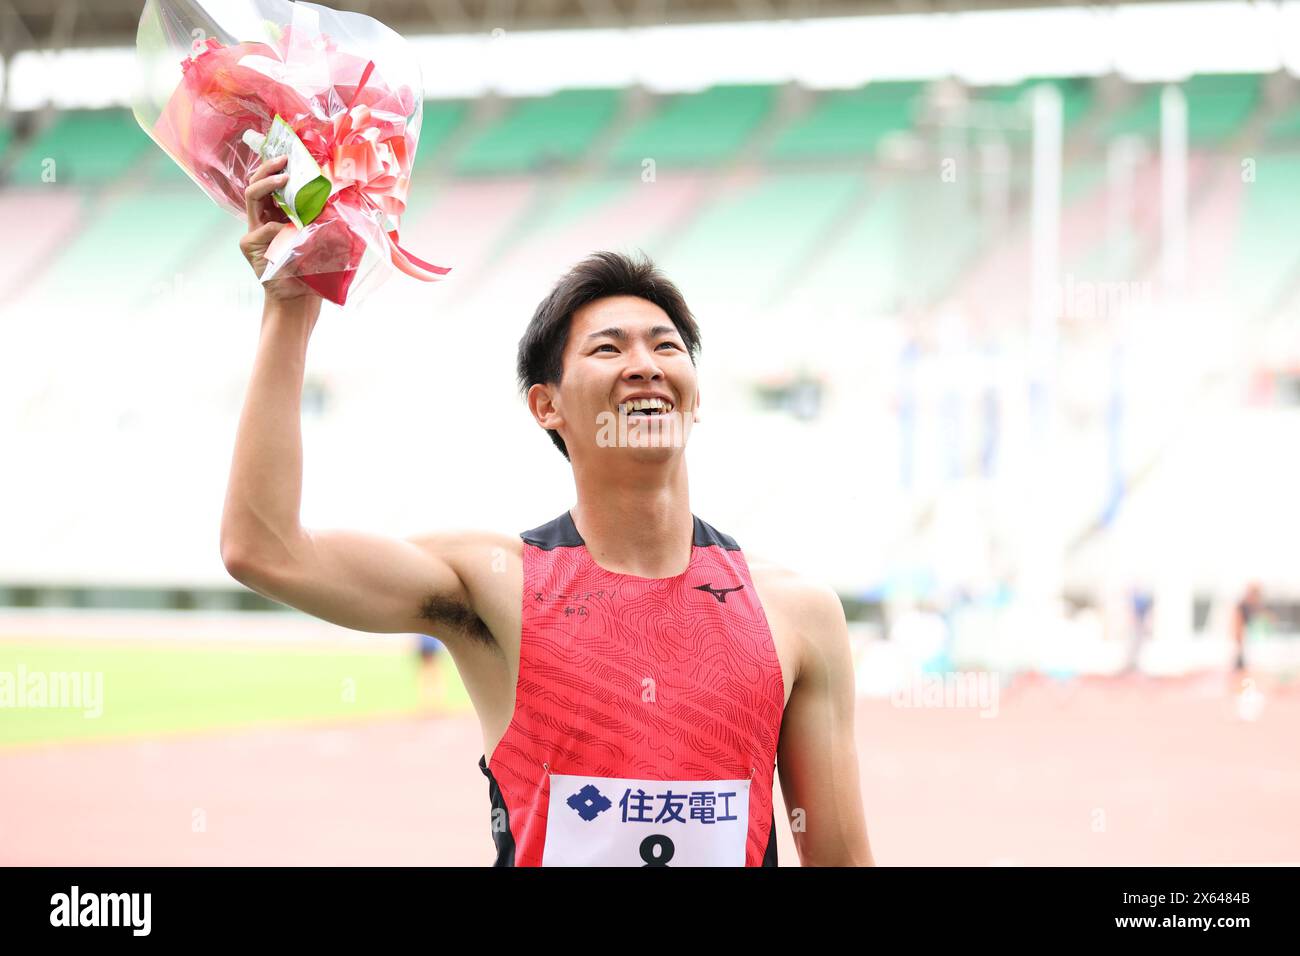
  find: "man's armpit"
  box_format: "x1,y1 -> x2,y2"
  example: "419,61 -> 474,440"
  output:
418,593 -> 496,648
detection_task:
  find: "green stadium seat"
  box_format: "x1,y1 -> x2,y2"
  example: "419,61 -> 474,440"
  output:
402,99 -> 470,218
784,182 -> 907,315
414,99 -> 470,165
1181,72 -> 1261,97
1098,86 -> 1162,142
1062,159 -> 1107,204
25,187 -> 230,303
452,88 -> 620,175
607,84 -> 776,169
8,109 -> 151,185
143,142 -> 201,185
528,174 -> 635,233
1228,153 -> 1300,317
1266,105 -> 1300,142
801,164 -> 1004,315
1184,73 -> 1259,145
767,82 -> 925,162
1100,74 -> 1259,145
658,169 -> 867,305
363,99 -> 468,219
970,76 -> 1094,130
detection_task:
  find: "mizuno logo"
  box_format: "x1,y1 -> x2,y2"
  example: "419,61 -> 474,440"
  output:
695,583 -> 745,603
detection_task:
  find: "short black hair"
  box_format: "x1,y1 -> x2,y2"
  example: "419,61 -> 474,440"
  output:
515,249 -> 702,461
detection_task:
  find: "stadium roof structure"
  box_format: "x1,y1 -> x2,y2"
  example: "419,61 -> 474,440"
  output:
0,0 -> 1224,51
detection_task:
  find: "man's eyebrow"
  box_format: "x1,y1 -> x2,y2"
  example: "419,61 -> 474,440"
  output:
585,325 -> 681,342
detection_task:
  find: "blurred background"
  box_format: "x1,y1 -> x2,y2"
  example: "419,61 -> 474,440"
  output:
1,0 -> 1298,865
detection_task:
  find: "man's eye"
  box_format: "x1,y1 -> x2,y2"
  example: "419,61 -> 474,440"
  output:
593,342 -> 678,353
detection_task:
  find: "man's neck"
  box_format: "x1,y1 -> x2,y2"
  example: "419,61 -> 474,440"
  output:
569,456 -> 693,579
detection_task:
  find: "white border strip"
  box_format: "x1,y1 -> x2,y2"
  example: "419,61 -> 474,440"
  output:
1,1 -> 1297,110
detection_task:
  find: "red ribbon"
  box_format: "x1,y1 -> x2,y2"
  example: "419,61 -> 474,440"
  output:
276,56 -> 450,293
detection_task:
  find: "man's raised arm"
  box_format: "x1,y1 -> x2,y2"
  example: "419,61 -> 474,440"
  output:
218,156 -> 497,638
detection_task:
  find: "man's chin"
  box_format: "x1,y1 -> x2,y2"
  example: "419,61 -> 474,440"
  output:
624,439 -> 685,459
626,417 -> 690,451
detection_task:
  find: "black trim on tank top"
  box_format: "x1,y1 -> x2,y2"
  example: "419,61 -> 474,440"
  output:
520,511 -> 741,552
692,516 -> 741,551
520,511 -> 585,550
762,809 -> 778,866
478,755 -> 516,866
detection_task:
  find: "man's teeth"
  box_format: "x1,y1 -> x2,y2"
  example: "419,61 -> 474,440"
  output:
620,398 -> 674,415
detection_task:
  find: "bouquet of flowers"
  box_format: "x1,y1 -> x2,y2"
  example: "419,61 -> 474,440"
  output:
133,0 -> 450,306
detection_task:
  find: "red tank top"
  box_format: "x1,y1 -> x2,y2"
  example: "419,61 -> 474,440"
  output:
478,510 -> 786,866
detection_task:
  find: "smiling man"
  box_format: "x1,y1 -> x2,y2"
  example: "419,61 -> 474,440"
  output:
222,169 -> 873,866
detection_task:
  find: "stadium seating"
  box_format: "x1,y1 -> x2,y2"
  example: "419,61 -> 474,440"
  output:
414,99 -> 472,164
1099,73 -> 1260,146
606,83 -> 776,169
0,189 -> 86,298
1182,73 -> 1261,144
1266,101 -> 1300,142
451,87 -> 620,174
656,169 -> 868,309
1228,153 -> 1300,317
1,75 -> 1293,327
12,187 -> 228,306
6,109 -> 151,185
970,76 -> 1094,131
767,81 -> 924,161
4,72 -> 1300,597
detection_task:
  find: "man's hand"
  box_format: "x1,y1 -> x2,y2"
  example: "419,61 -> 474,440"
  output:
240,154 -> 319,304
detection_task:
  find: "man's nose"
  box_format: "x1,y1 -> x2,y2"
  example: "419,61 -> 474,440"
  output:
623,342 -> 664,379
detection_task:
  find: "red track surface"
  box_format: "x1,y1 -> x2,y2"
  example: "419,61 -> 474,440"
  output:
2,673 -> 1296,865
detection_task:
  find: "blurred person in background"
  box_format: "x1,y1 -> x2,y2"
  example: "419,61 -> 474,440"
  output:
1232,583 -> 1266,674
414,633 -> 450,713
1125,586 -> 1154,675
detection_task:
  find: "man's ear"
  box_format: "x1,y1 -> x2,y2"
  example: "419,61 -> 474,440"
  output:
528,383 -> 562,429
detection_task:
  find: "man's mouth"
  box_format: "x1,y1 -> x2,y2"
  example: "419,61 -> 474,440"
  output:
618,398 -> 675,417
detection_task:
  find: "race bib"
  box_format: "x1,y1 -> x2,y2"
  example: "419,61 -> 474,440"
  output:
542,772 -> 751,867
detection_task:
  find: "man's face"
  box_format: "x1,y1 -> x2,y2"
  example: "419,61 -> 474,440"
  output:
530,295 -> 700,462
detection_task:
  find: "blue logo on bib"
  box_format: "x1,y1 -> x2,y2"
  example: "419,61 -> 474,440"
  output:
566,784 -> 613,822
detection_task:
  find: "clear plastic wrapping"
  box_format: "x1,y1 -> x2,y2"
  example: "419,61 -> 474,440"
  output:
133,0 -> 449,306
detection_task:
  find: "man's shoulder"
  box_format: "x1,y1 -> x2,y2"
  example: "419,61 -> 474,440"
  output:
746,556 -> 844,624
746,557 -> 848,694
408,528 -> 524,557
406,528 -> 524,598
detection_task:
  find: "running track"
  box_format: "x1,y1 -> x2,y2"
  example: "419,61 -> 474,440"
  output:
2,674 -> 1296,865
